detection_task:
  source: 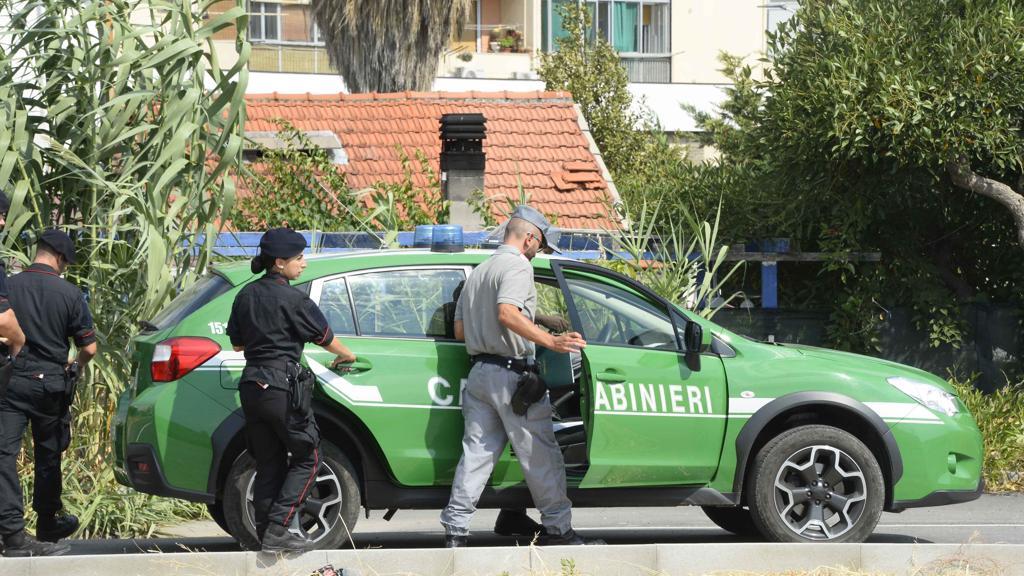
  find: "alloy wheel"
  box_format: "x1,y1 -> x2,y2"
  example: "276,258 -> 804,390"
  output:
244,461 -> 344,543
772,445 -> 867,540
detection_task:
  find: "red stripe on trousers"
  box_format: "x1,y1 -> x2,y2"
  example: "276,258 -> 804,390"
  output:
284,447 -> 320,526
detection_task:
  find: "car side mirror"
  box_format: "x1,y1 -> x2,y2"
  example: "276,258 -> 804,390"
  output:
684,321 -> 703,372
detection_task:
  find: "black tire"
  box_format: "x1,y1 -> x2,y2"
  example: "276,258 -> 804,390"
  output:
701,506 -> 762,537
748,425 -> 884,543
207,501 -> 230,535
222,440 -> 361,551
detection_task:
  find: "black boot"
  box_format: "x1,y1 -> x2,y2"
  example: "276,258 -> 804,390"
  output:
444,534 -> 467,548
2,530 -> 71,557
493,509 -> 544,537
37,511 -> 79,542
539,529 -> 605,546
260,523 -> 316,554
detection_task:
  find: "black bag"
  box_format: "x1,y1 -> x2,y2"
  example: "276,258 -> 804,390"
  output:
511,368 -> 547,416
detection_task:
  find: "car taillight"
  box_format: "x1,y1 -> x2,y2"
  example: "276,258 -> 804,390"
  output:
150,337 -> 221,382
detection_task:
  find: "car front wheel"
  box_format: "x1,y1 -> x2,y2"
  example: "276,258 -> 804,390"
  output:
748,425 -> 884,543
223,440 -> 361,550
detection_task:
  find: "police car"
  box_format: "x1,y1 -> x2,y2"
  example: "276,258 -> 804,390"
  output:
112,238 -> 983,548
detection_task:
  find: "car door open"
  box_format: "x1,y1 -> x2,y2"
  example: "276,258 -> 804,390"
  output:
551,261 -> 729,488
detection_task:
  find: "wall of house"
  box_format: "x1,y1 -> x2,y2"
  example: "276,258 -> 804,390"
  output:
670,0 -> 765,84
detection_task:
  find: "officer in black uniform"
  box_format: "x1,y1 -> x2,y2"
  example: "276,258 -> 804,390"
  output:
0,229 -> 96,557
0,191 -> 26,406
0,192 -> 26,558
226,228 -> 356,554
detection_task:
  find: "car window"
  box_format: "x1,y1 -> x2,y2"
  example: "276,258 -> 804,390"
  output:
149,273 -> 232,332
347,269 -> 466,338
536,278 -> 570,330
564,274 -> 678,350
318,277 -> 357,336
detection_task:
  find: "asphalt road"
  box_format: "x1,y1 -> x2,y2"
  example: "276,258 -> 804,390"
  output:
60,493 -> 1024,555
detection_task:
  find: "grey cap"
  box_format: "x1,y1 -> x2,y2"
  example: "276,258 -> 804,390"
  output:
509,204 -> 561,254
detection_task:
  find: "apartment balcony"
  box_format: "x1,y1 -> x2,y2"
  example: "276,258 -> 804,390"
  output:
439,51 -> 537,80
249,42 -> 335,75
621,54 -> 672,83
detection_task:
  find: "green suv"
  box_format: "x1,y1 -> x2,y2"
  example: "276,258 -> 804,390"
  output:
112,250 -> 983,547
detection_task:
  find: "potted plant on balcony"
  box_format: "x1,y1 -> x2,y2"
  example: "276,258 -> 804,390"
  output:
452,51 -> 474,77
489,27 -> 504,52
498,35 -> 517,53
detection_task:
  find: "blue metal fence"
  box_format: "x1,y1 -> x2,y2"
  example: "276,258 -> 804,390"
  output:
201,230 -> 616,260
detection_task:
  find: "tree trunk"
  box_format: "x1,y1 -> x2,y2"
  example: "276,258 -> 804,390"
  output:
946,157 -> 1024,250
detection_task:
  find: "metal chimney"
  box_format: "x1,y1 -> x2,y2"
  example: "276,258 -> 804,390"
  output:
440,113 -> 486,229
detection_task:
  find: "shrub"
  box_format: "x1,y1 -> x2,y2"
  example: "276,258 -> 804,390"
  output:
953,378 -> 1024,492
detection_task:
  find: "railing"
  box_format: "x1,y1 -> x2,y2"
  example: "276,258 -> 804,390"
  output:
249,42 -> 335,75
621,55 -> 672,83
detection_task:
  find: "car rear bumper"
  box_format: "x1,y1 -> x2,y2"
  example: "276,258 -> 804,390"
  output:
124,443 -> 216,503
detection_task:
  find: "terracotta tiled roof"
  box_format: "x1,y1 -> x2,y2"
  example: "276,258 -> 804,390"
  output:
243,91 -> 620,230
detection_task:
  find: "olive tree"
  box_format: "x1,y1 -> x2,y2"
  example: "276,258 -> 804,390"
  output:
760,0 -> 1024,249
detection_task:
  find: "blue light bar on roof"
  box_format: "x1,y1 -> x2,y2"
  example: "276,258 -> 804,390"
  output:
431,224 -> 464,253
413,225 -> 435,248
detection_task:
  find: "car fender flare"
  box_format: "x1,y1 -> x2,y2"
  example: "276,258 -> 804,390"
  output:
732,391 -> 903,497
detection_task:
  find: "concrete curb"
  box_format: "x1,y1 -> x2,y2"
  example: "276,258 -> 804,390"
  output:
6,543 -> 1024,576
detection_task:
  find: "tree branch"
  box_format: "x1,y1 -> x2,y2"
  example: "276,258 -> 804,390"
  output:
947,156 -> 1024,250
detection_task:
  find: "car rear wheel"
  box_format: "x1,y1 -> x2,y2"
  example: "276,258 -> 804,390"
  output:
223,440 -> 361,550
701,506 -> 761,537
748,425 -> 884,543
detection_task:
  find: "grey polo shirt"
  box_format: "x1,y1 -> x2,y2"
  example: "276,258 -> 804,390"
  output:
455,245 -> 536,359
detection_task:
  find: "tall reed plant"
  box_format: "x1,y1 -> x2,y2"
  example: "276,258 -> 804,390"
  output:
0,0 -> 248,535
604,200 -> 745,319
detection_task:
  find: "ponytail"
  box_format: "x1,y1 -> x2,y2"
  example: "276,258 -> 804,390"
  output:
250,253 -> 276,274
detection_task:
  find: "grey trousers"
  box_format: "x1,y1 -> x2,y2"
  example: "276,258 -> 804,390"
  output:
440,362 -> 573,537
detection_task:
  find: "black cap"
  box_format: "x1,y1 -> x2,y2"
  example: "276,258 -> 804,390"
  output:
259,227 -> 307,259
0,191 -> 10,213
38,228 -> 77,264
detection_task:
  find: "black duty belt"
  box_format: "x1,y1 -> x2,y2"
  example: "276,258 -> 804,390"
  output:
246,359 -> 297,373
470,354 -> 533,373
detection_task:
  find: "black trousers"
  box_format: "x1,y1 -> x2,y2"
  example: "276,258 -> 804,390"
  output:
0,374 -> 65,535
239,380 -> 321,538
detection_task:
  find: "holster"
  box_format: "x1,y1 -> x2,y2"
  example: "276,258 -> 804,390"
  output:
511,366 -> 547,416
60,363 -> 81,452
0,355 -> 12,404
285,363 -> 320,453
287,363 -> 316,413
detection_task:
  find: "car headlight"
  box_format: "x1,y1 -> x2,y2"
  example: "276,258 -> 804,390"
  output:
887,376 -> 959,417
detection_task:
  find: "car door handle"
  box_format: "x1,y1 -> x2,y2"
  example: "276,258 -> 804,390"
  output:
595,369 -> 626,383
334,359 -> 372,374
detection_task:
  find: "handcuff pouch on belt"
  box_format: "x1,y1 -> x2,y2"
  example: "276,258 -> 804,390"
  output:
511,364 -> 546,416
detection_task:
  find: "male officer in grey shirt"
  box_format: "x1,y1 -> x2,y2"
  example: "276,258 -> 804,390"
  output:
439,205 -> 601,547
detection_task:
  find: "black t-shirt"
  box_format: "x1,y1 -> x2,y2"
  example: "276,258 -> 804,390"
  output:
7,263 -> 96,374
226,272 -> 333,389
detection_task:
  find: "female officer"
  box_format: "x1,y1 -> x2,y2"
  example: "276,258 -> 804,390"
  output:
226,228 -> 356,554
